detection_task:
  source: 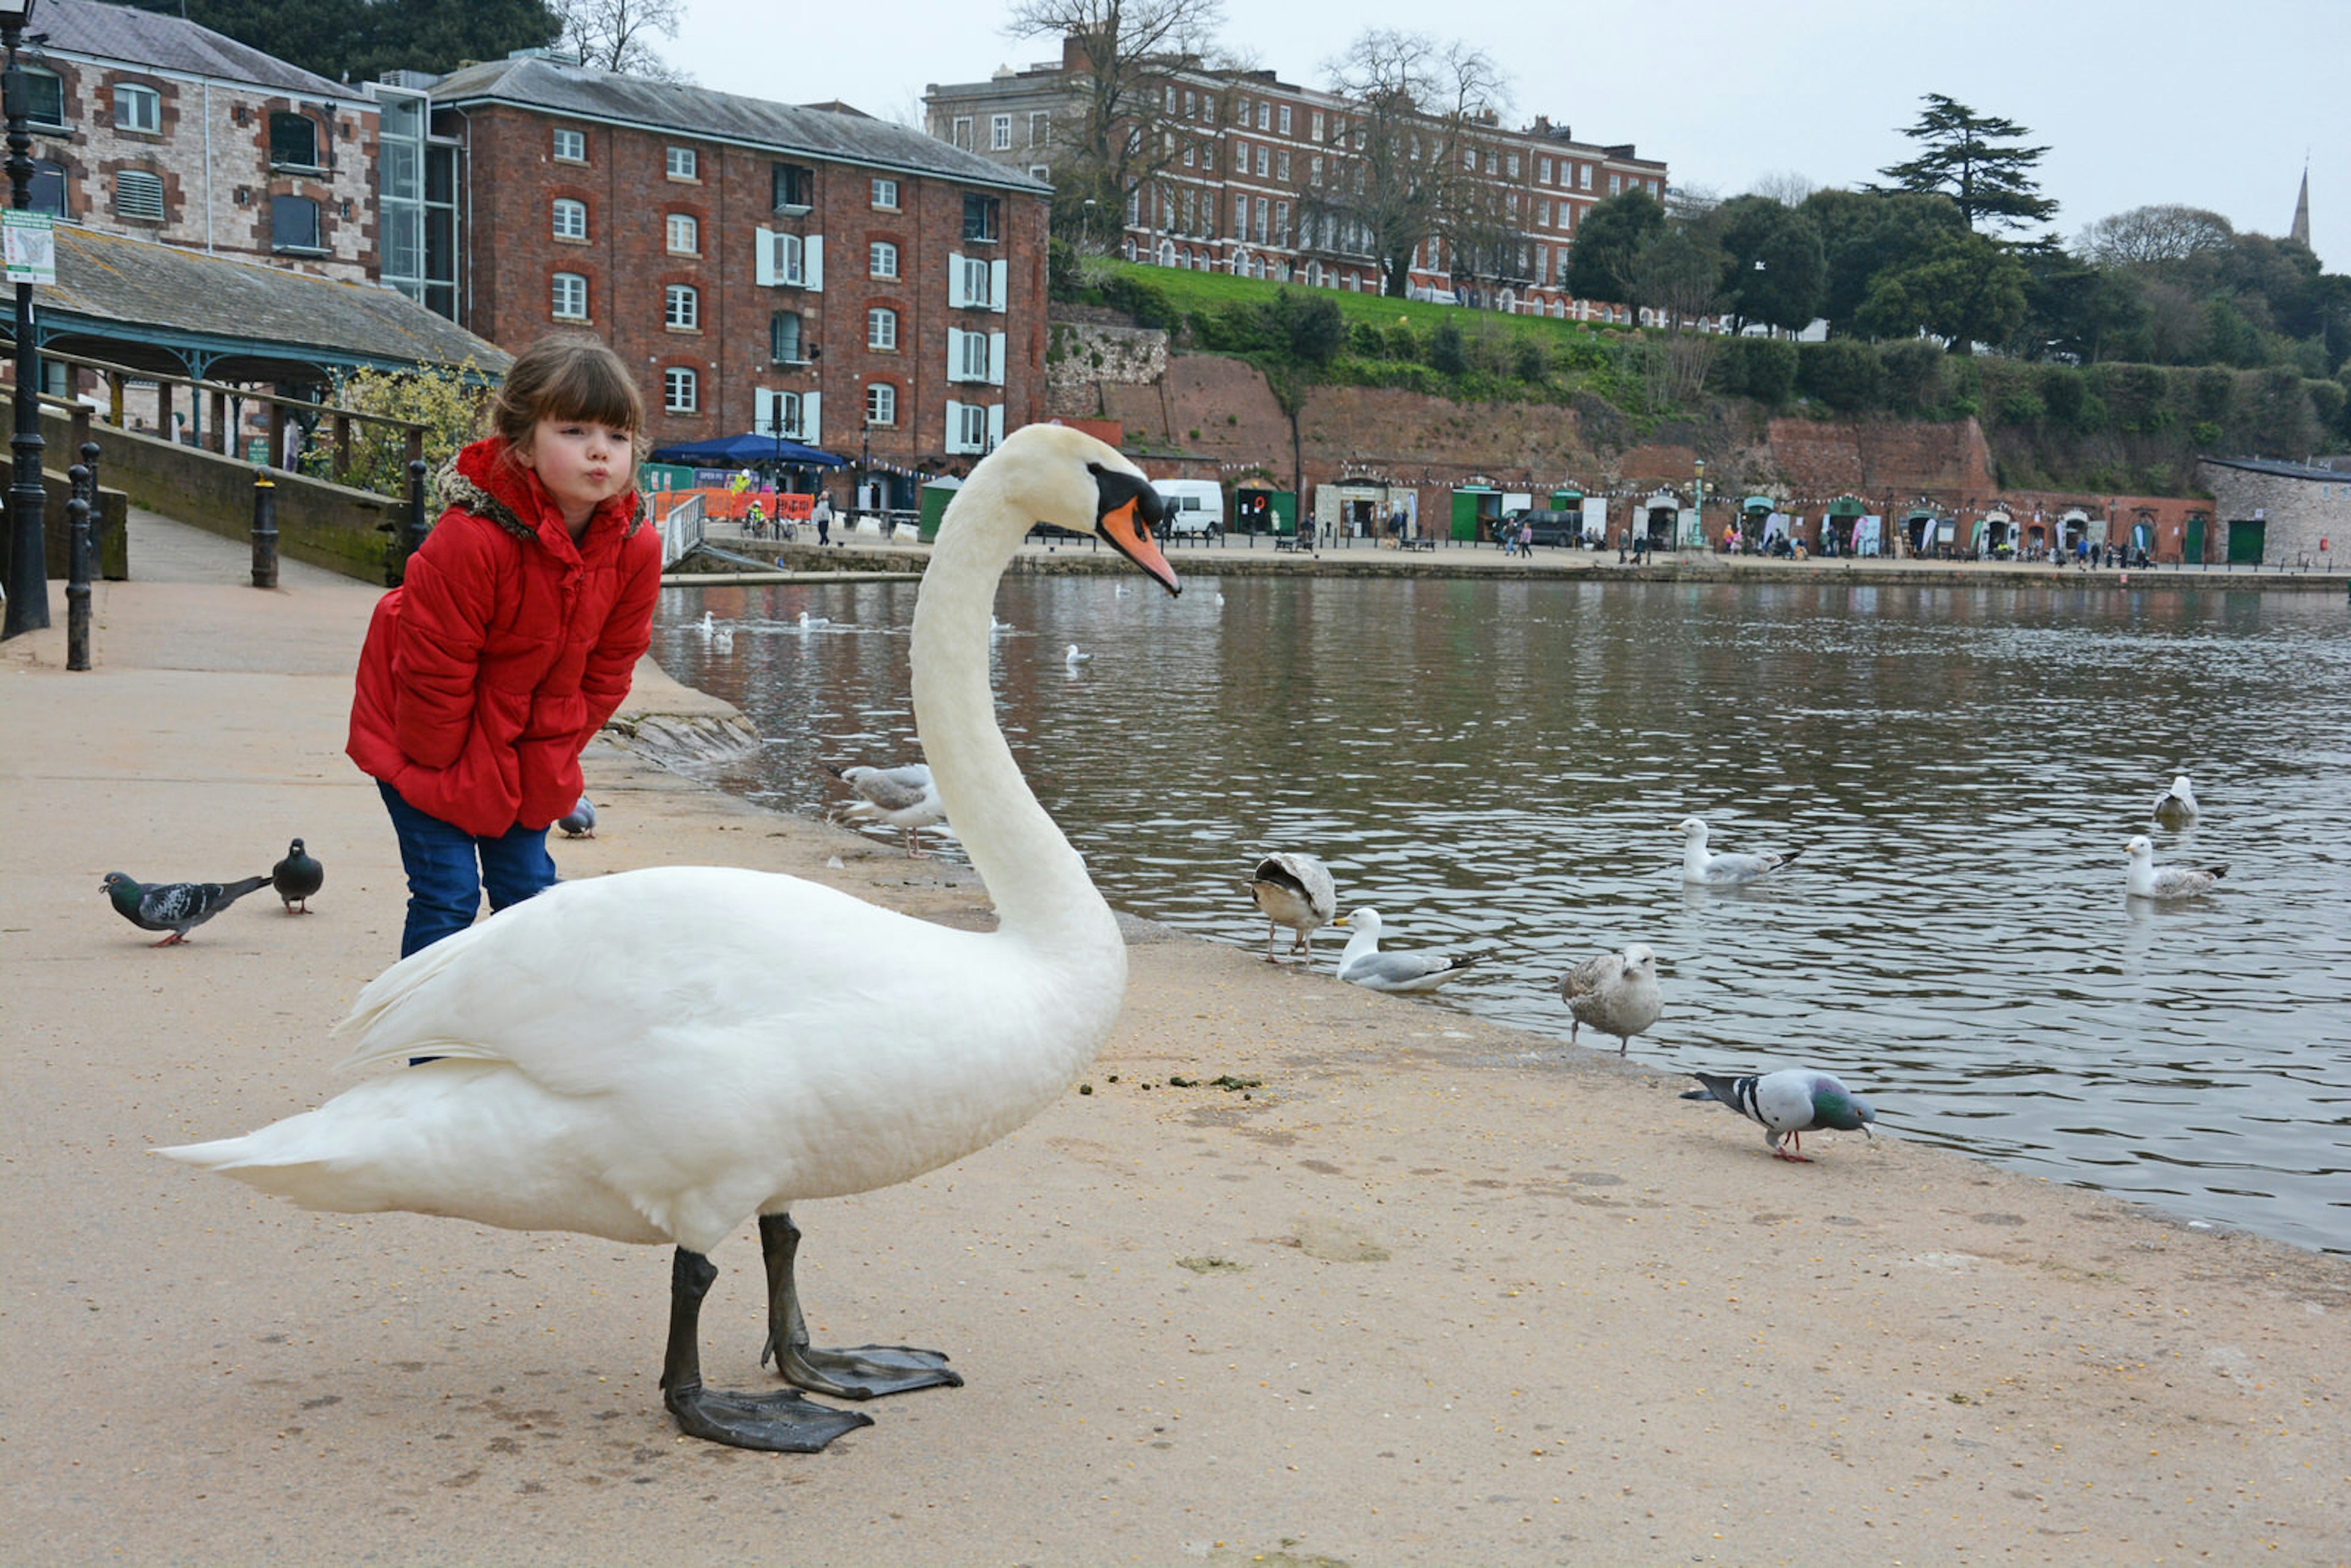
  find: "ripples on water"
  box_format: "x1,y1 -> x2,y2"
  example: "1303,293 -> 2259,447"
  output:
653,574 -> 2351,1253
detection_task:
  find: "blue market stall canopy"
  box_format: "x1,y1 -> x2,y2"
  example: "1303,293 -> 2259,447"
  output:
648,432 -> 849,467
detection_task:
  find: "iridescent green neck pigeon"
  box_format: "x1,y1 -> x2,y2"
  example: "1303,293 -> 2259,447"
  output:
271,839 -> 324,913
1682,1069 -> 1876,1163
102,871 -> 269,947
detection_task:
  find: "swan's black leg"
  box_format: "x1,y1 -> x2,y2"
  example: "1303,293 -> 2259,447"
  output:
757,1212 -> 963,1400
659,1246 -> 871,1451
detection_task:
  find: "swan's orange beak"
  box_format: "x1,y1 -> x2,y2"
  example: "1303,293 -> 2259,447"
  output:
1091,463 -> 1181,596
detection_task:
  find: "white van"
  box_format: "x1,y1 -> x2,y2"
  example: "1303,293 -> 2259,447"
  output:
1152,479 -> 1224,539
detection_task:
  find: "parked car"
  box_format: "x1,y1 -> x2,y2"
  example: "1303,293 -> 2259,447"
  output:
1502,509 -> 1580,548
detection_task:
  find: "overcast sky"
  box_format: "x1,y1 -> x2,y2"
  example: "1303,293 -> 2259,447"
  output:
672,0 -> 2347,274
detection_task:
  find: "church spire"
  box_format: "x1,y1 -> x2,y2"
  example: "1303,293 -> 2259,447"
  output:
2289,160 -> 2310,248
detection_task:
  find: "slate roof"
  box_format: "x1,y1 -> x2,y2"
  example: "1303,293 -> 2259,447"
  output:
429,56 -> 1051,195
34,0 -> 347,99
38,226 -> 509,375
2199,456 -> 2350,483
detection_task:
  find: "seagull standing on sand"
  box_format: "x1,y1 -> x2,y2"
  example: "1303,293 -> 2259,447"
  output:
1682,1070 -> 1876,1161
1333,909 -> 1475,992
1559,943 -> 1660,1053
1681,817 -> 1802,885
830,762 -> 947,856
2125,835 -> 2225,899
2150,775 -> 2199,827
1245,852 -> 1335,962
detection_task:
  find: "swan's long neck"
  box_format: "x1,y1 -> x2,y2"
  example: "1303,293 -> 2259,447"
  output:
910,468 -> 1120,955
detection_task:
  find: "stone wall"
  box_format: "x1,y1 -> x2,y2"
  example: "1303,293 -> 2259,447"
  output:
2197,462 -> 2350,568
1045,321 -> 1170,409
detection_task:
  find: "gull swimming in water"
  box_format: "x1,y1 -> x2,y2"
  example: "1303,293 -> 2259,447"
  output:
1680,817 -> 1802,885
1682,1070 -> 1876,1161
1559,943 -> 1661,1053
1064,643 -> 1092,667
2150,775 -> 2199,827
798,611 -> 832,631
1244,852 -> 1335,962
2125,835 -> 2225,899
1333,909 -> 1475,992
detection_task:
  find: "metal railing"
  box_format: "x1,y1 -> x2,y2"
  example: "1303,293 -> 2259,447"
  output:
658,492 -> 706,568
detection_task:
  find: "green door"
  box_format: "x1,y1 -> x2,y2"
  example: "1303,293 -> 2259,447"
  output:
1268,490 -> 1297,535
2182,516 -> 2206,563
2225,519 -> 2265,565
1450,490 -> 1481,542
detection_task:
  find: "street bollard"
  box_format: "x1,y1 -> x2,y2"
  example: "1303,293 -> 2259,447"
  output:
66,466 -> 91,672
250,470 -> 279,589
78,441 -> 106,581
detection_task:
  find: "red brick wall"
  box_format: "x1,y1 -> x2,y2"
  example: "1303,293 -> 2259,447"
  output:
452,103 -> 1049,469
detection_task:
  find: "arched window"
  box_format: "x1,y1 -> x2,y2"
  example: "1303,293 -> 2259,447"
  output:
662,367 -> 697,414
665,213 -> 697,255
867,306 -> 897,350
114,83 -> 162,134
29,159 -> 67,218
270,194 -> 321,252
552,198 -> 587,241
552,272 -> 588,321
18,67 -> 64,129
269,111 -> 320,170
869,241 -> 898,279
664,283 -> 699,331
865,383 -> 896,427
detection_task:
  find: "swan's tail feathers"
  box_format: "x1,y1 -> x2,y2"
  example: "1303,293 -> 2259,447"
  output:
329,924 -> 502,1070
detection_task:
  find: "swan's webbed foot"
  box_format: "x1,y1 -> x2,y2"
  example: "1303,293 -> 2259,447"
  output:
664,1380 -> 873,1452
758,1213 -> 964,1401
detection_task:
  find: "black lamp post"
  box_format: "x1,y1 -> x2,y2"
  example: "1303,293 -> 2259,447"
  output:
1,0 -> 47,640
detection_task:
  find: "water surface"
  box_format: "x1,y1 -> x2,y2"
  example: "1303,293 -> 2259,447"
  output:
652,574 -> 2350,1253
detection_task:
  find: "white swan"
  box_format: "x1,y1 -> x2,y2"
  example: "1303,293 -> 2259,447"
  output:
160,426 -> 1180,1454
828,760 -> 945,856
1245,851 -> 1335,962
1334,908 -> 1475,992
1680,817 -> 1802,885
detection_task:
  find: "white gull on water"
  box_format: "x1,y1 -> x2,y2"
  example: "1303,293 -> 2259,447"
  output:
1680,817 -> 1802,885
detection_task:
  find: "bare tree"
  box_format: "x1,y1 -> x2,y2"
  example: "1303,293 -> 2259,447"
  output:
1747,170 -> 1816,208
550,0 -> 690,82
1295,29 -> 1509,298
2075,204 -> 2235,270
1005,0 -> 1228,250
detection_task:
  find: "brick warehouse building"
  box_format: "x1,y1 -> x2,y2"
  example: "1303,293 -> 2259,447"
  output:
422,56 -> 1051,494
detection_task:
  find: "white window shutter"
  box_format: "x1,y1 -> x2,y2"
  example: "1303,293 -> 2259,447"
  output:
801,391 -> 821,445
989,258 -> 1008,312
754,387 -> 773,432
987,403 -> 1005,448
755,228 -> 777,287
804,235 -> 824,293
988,331 -> 1006,386
948,251 -> 967,308
945,328 -> 962,381
945,399 -> 969,454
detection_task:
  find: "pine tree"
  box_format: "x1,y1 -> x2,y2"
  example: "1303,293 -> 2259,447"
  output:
1874,94 -> 2057,234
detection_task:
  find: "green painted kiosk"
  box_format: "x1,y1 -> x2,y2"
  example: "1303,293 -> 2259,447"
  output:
917,475 -> 962,542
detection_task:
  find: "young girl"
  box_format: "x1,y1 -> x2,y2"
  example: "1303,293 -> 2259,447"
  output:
347,336 -> 663,958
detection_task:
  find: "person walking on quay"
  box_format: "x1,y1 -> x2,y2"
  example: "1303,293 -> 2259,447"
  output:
347,336 -> 662,958
812,488 -> 834,546
1517,518 -> 1534,556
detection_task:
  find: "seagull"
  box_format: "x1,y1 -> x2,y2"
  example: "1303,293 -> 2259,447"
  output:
1064,643 -> 1092,667
1334,909 -> 1475,992
797,612 -> 832,631
102,871 -> 269,947
2126,835 -> 2226,899
1114,584 -> 1130,598
1215,591 -> 1226,606
1244,852 -> 1335,962
1682,1070 -> 1876,1162
2150,775 -> 2199,827
558,796 -> 598,839
830,762 -> 946,856
990,615 -> 1013,634
1681,817 -> 1802,885
1559,943 -> 1660,1053
270,839 -> 324,913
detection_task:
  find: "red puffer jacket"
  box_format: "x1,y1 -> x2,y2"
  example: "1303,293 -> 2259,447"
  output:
347,436 -> 662,839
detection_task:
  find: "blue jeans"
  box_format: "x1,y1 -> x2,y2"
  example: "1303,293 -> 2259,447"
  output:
378,782 -> 557,958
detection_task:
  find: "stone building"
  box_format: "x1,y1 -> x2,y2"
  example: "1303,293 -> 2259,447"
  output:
420,56 -> 1051,484
2195,457 -> 2351,568
24,0 -> 378,283
928,35 -> 1668,321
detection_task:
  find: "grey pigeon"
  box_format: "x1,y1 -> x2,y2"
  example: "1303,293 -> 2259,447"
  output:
1682,1069 -> 1876,1163
1245,851 -> 1335,962
1560,943 -> 1661,1053
1681,817 -> 1802,885
102,871 -> 269,947
558,795 -> 598,838
1334,908 -> 1474,992
270,838 -> 324,913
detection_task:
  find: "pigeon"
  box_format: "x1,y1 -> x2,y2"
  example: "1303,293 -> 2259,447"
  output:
1680,817 -> 1802,885
102,871 -> 269,947
829,762 -> 945,856
269,838 -> 324,913
1244,852 -> 1335,962
1064,642 -> 1092,667
2126,835 -> 2225,899
1334,908 -> 1475,992
558,796 -> 598,838
2150,775 -> 2199,827
1682,1069 -> 1876,1162
1560,943 -> 1661,1053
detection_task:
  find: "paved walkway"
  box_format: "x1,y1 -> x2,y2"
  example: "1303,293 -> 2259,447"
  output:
5,509 -> 2347,1566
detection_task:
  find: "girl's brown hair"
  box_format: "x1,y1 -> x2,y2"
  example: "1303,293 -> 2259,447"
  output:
486,336 -> 645,455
